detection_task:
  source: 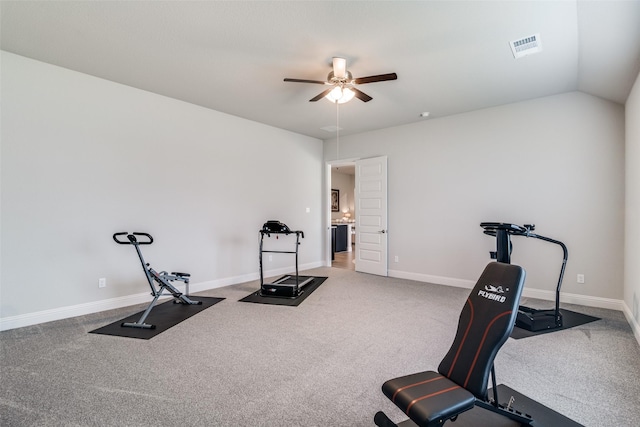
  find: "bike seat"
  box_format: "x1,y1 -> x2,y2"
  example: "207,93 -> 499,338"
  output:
172,272 -> 190,277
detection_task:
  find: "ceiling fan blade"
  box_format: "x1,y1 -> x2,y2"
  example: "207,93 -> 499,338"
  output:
353,73 -> 398,85
309,87 -> 334,102
284,78 -> 327,84
333,57 -> 347,79
352,87 -> 373,102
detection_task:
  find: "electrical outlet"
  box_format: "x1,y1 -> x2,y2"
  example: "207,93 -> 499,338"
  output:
269,255 -> 273,262
577,274 -> 585,284
394,255 -> 399,262
99,278 -> 106,288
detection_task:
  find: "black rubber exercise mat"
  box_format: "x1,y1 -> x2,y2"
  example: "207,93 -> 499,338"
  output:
510,308 -> 599,339
89,296 -> 224,339
239,276 -> 327,306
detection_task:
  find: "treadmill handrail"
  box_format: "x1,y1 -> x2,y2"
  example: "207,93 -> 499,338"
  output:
259,229 -> 304,239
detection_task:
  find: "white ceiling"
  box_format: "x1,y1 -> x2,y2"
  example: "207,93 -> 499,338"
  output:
2,1 -> 639,140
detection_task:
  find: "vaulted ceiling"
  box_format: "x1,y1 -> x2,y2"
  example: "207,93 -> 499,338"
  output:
2,1 -> 639,139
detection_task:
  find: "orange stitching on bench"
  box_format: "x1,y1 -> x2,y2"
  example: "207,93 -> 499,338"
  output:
391,375 -> 445,402
447,298 -> 474,377
463,310 -> 512,388
405,385 -> 462,415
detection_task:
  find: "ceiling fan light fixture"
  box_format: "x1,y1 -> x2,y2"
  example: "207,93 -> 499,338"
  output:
332,57 -> 347,79
326,86 -> 355,104
284,57 -> 396,103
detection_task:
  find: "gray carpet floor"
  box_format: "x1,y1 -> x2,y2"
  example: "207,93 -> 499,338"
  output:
1,266 -> 639,426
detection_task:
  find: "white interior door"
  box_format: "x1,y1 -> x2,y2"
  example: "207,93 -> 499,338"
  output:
355,156 -> 388,276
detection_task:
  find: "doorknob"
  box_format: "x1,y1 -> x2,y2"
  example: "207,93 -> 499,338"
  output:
380,230 -> 387,234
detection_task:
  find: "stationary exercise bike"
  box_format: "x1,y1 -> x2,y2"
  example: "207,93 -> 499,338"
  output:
113,232 -> 201,329
480,222 -> 568,332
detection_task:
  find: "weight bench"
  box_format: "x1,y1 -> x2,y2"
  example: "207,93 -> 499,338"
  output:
375,262 -> 533,427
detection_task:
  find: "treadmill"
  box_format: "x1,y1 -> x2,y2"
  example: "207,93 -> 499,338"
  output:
259,221 -> 312,298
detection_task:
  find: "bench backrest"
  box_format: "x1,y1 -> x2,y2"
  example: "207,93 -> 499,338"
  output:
437,262 -> 525,400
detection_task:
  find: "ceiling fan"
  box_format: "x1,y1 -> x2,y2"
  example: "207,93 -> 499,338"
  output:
284,57 -> 397,103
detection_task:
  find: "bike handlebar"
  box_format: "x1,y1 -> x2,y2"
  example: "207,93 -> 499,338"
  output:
113,232 -> 154,245
480,222 -> 567,259
480,222 -> 531,236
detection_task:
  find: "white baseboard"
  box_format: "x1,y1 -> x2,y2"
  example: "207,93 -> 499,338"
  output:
0,262 -> 324,332
388,269 -> 625,311
389,269 -> 476,290
0,292 -> 158,332
518,286 -> 625,311
621,302 -> 640,347
3,262 -> 625,334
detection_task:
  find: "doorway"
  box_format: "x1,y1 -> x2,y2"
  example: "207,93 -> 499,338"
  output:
326,156 -> 389,276
330,163 -> 356,271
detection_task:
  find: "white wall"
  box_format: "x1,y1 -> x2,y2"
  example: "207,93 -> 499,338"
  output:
325,92 -> 625,306
624,70 -> 640,342
0,51 -> 324,329
1,49 -> 630,330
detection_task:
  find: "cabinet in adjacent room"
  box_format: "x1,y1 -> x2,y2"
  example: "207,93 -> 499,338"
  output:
334,224 -> 348,252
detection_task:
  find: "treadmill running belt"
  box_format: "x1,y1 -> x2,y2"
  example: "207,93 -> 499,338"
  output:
239,276 -> 327,306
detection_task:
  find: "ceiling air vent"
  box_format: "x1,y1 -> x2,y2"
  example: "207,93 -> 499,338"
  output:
510,33 -> 542,59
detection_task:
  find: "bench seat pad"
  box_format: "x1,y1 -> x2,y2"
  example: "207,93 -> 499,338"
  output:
381,370 -> 475,427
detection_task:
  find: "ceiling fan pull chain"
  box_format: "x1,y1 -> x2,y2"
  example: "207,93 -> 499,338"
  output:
336,100 -> 340,159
